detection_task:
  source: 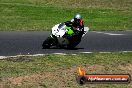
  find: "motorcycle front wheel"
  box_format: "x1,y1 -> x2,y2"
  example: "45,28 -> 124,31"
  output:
42,36 -> 57,49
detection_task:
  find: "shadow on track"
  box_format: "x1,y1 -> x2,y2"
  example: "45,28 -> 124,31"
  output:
42,47 -> 84,50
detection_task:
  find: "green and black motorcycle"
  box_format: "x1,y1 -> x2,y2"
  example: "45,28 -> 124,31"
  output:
42,23 -> 89,49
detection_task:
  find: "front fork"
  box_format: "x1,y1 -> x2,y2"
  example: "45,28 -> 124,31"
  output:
50,34 -> 58,45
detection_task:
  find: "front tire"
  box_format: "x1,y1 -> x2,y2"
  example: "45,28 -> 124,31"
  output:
42,36 -> 57,49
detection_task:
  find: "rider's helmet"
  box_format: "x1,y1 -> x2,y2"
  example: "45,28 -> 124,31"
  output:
74,13 -> 82,25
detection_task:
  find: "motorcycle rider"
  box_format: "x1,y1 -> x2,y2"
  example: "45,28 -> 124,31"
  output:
64,13 -> 84,36
42,13 -> 86,49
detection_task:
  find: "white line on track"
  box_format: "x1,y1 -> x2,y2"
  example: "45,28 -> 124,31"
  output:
53,53 -> 67,55
0,51 -> 132,59
0,54 -> 45,59
94,32 -> 125,36
99,52 -> 111,53
122,51 -> 132,53
80,52 -> 93,54
0,56 -> 7,59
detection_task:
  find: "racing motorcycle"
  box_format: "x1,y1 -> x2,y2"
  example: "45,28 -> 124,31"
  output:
42,23 -> 89,49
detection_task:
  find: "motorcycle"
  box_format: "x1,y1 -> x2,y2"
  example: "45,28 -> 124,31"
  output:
42,23 -> 89,49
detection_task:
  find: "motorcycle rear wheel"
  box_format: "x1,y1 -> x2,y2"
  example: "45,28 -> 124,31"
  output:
67,34 -> 81,49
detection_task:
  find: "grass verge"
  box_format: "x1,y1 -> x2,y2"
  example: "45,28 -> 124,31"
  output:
0,0 -> 132,31
0,52 -> 132,87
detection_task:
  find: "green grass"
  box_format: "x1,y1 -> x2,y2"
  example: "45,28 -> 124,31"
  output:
0,0 -> 132,31
0,52 -> 132,87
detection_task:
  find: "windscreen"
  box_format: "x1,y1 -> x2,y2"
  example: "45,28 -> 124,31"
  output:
58,23 -> 66,30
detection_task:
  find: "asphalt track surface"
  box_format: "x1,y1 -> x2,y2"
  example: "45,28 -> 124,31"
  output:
0,31 -> 132,56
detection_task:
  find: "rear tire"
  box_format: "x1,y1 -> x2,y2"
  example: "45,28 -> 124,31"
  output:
67,35 -> 81,49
